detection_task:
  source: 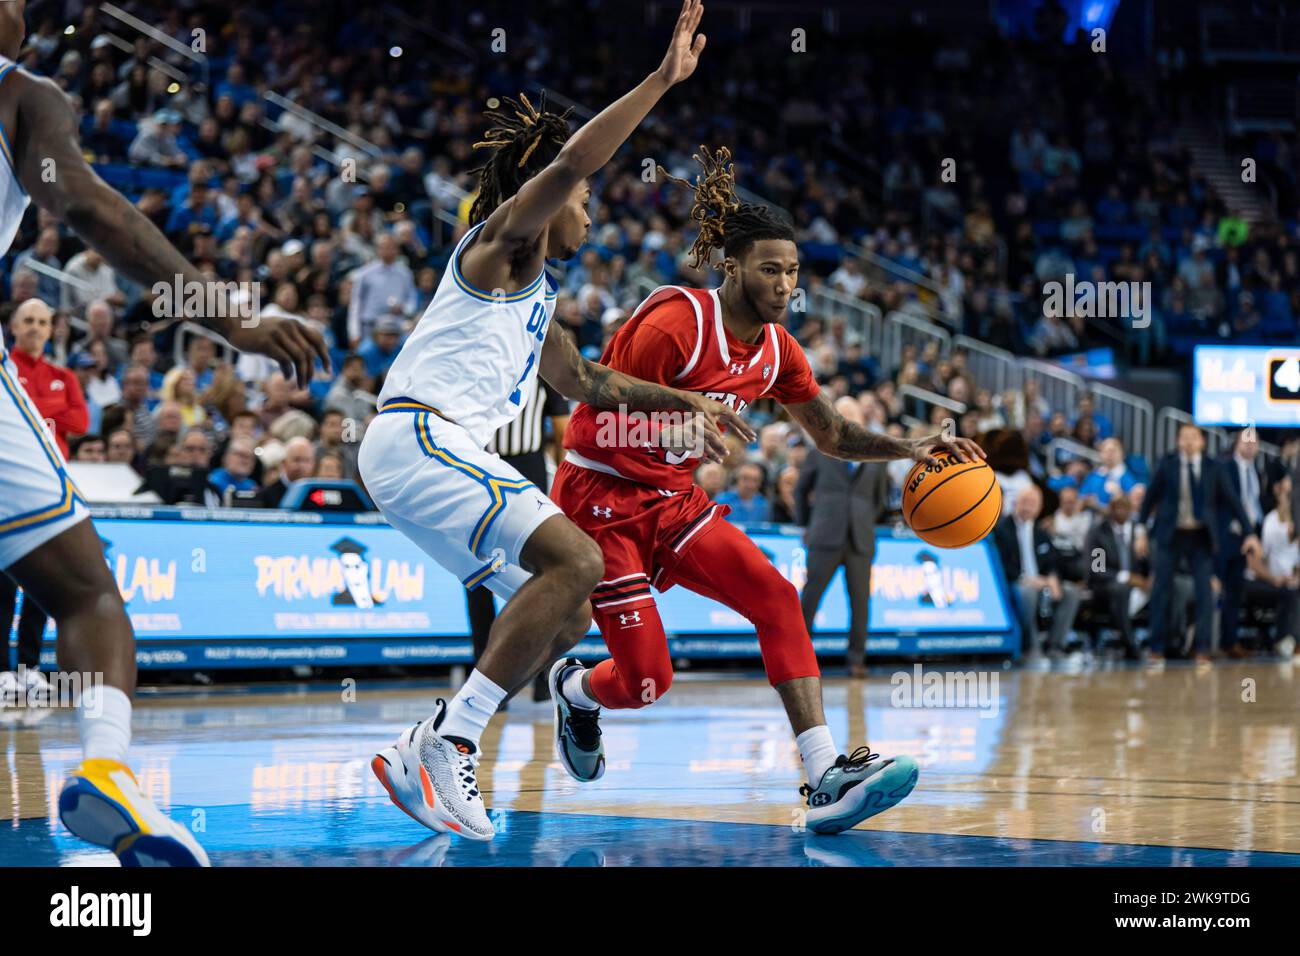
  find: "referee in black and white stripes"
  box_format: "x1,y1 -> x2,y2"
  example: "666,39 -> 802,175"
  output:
466,376 -> 571,701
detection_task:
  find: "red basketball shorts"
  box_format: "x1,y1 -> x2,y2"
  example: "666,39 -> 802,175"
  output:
550,460 -> 819,709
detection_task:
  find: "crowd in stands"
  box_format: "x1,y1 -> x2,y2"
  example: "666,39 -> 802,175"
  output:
4,2 -> 1299,656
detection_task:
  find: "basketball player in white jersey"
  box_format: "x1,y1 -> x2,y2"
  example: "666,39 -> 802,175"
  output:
361,0 -> 750,840
0,0 -> 328,865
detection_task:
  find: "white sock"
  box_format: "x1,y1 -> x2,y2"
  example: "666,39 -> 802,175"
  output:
796,725 -> 838,785
561,666 -> 599,710
437,669 -> 506,748
78,685 -> 132,764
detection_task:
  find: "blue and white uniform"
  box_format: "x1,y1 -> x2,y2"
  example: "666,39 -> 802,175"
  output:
358,222 -> 563,598
0,56 -> 89,570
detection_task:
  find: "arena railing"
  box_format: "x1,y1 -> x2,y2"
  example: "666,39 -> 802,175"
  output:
1045,437 -> 1102,476
1155,406 -> 1283,462
883,310 -> 951,374
172,321 -> 238,369
99,2 -> 210,93
897,384 -> 967,427
951,335 -> 1020,395
1020,358 -> 1085,422
808,285 -> 883,355
1089,382 -> 1155,463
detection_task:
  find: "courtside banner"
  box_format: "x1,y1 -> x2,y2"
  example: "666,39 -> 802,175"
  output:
20,509 -> 1015,666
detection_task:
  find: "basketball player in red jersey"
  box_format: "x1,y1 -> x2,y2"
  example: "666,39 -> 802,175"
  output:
547,147 -> 985,834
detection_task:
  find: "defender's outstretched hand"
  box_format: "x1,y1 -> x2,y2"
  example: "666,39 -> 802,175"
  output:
656,0 -> 707,86
227,315 -> 332,387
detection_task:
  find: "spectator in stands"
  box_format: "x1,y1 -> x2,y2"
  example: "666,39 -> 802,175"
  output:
151,401 -> 185,453
177,428 -> 213,471
1243,474 -> 1299,657
106,428 -> 136,468
770,465 -> 800,524
159,367 -> 208,430
718,462 -> 770,524
72,434 -> 106,462
259,436 -> 316,508
1141,423 -> 1260,661
117,364 -> 157,451
8,268 -> 39,308
324,355 -> 376,425
72,347 -> 118,433
1219,430 -> 1272,657
694,461 -> 727,500
82,97 -> 130,162
129,108 -> 187,169
208,438 -> 259,499
316,408 -> 358,479
316,451 -> 346,479
74,299 -> 129,371
994,483 -> 1081,657
61,248 -> 124,313
1080,437 -> 1142,511
7,299 -> 88,458
346,232 -> 416,346
14,227 -> 63,307
1084,491 -> 1147,659
358,316 -> 404,380
1050,485 -> 1092,581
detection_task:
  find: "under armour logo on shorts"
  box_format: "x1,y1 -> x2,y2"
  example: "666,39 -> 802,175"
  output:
593,506 -> 612,518
619,611 -> 641,626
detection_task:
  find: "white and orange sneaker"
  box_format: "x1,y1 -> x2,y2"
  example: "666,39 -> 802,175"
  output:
371,700 -> 494,841
58,759 -> 210,866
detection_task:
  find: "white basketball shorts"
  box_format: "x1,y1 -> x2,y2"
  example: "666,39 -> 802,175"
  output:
0,349 -> 88,570
358,398 -> 562,600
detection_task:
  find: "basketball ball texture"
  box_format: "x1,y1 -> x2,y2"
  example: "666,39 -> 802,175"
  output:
902,456 -> 1002,549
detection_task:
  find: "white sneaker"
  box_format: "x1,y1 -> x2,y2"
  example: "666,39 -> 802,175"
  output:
371,700 -> 494,841
0,672 -> 18,707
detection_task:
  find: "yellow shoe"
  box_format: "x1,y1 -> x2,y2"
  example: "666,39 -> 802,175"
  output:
58,759 -> 210,867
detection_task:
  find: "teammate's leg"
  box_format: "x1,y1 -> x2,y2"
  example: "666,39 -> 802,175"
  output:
666,519 -> 919,834
6,519 -> 208,865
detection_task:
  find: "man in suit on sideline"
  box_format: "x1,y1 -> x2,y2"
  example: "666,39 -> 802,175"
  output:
994,482 -> 1081,657
1218,429 -> 1277,656
796,396 -> 890,678
1139,423 -> 1260,661
1084,494 -> 1148,659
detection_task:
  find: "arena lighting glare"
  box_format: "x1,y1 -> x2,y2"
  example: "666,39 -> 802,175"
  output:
64,25 -> 76,35
168,83 -> 180,94
389,46 -> 403,57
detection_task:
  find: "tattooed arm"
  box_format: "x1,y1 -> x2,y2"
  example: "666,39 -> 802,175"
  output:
539,320 -> 756,456
786,390 -> 985,465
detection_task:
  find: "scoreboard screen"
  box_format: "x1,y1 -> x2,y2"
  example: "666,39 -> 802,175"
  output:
1192,346 -> 1300,427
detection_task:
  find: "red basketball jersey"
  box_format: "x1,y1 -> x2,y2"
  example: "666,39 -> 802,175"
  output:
563,285 -> 819,491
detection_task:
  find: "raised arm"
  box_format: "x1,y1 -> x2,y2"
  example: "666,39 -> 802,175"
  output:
14,75 -> 329,384
477,0 -> 706,251
786,389 -> 984,465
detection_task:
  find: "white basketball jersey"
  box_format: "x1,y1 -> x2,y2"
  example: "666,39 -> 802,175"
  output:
0,56 -> 31,260
379,221 -> 558,448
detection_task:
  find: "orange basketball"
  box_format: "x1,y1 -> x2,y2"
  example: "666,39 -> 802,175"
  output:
901,455 -> 1002,549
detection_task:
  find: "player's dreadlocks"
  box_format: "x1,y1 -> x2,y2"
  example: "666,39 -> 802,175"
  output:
658,145 -> 795,269
469,93 -> 574,225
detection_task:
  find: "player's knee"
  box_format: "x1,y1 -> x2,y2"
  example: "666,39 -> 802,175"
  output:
564,538 -> 604,594
621,663 -> 672,708
553,601 -> 592,656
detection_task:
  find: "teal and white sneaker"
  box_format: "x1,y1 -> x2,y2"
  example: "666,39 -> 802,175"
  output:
548,657 -> 605,782
800,747 -> 919,835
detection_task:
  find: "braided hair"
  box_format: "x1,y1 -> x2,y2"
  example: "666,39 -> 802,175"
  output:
658,146 -> 795,270
469,93 -> 574,225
